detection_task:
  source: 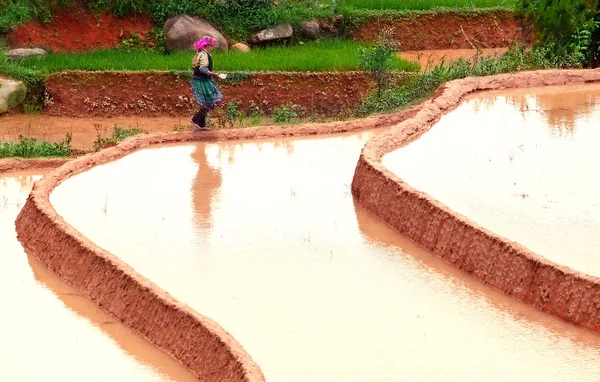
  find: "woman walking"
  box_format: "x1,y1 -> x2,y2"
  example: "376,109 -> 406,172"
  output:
190,36 -> 223,131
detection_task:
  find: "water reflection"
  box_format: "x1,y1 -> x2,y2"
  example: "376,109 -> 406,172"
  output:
1,173 -> 196,382
384,82 -> 600,277
466,82 -> 600,135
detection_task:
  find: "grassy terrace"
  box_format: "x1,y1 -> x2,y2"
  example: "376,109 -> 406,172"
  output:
13,40 -> 420,73
340,0 -> 516,11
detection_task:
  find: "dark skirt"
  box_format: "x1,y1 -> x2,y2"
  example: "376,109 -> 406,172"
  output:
190,78 -> 223,110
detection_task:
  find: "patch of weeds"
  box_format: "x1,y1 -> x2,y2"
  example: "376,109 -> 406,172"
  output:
358,42 -> 579,116
172,123 -> 190,131
0,133 -> 72,158
224,101 -> 246,128
93,123 -> 146,151
249,105 -> 264,126
220,72 -> 253,84
273,103 -> 303,123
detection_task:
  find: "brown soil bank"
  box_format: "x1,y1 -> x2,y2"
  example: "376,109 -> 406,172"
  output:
7,6 -> 154,52
44,71 -> 397,118
14,108 -> 418,382
352,68 -> 600,334
353,10 -> 531,50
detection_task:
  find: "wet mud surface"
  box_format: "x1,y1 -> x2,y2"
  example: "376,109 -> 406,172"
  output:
384,82 -> 600,276
51,132 -> 600,381
0,173 -> 197,382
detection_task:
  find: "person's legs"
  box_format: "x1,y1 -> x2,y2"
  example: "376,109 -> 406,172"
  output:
191,108 -> 208,129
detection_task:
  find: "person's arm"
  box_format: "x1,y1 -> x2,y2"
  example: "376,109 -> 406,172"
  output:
194,51 -> 220,79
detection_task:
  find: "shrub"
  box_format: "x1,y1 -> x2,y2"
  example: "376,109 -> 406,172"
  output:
517,0 -> 600,67
358,27 -> 397,98
273,103 -> 302,123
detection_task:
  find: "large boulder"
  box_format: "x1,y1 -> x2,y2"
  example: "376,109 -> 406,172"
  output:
0,78 -> 27,115
298,21 -> 320,39
164,15 -> 228,51
7,48 -> 47,60
249,24 -> 293,44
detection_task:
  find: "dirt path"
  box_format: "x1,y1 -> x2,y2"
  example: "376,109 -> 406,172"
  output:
0,115 -> 192,149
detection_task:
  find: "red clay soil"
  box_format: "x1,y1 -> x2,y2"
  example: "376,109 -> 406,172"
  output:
13,107 -> 420,382
44,71 -> 386,118
353,10 -> 531,51
352,68 -> 600,334
7,6 -> 154,52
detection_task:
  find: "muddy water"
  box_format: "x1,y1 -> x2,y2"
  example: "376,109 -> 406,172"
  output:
399,48 -> 507,71
0,173 -> 197,381
52,132 -> 600,381
384,82 -> 600,277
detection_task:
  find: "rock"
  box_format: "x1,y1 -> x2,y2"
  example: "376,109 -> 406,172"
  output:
164,15 -> 228,51
0,78 -> 27,115
231,43 -> 251,52
249,24 -> 293,44
298,21 -> 320,39
7,48 -> 47,60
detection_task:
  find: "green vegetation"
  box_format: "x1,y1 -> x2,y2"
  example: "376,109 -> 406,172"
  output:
0,0 -> 516,41
340,0 -> 516,11
359,27 -> 397,98
517,0 -> 599,67
92,124 -> 146,151
11,40 -> 420,73
359,42 -> 572,115
0,133 -> 72,158
0,0 -> 51,33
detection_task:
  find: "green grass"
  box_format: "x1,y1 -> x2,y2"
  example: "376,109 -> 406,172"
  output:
92,124 -> 146,151
14,40 -> 420,73
0,134 -> 72,158
339,0 -> 516,11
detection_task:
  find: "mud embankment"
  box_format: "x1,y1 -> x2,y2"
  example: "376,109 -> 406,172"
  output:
44,71 -> 411,118
14,107 -> 419,381
352,10 -> 531,50
352,68 -> 600,333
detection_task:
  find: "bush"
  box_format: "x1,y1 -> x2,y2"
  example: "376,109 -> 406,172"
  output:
358,27 -> 397,98
273,103 -> 302,123
517,0 -> 600,67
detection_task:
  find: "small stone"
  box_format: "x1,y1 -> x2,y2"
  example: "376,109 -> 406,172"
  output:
231,43 -> 251,52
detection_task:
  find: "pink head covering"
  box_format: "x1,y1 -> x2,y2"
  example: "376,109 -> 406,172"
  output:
194,36 -> 216,51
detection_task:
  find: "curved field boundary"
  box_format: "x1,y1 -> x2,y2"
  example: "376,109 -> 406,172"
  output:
14,108 -> 419,382
352,68 -> 600,332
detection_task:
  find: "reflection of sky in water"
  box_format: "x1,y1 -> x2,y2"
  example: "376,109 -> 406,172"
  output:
0,175 -> 177,382
52,132 -> 600,382
385,83 -> 600,276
